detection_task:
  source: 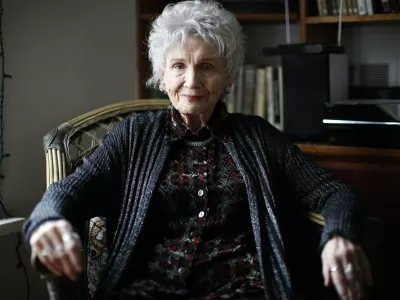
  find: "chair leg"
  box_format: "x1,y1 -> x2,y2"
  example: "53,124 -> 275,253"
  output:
42,276 -> 63,300
42,275 -> 76,300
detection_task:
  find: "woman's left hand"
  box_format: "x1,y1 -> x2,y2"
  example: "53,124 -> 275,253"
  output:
321,235 -> 372,300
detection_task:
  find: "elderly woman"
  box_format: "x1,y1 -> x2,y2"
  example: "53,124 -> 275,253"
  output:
23,1 -> 372,300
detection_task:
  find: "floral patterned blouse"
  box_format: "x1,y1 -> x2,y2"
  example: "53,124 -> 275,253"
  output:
113,101 -> 264,300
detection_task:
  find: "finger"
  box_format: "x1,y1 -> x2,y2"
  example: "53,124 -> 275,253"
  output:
57,250 -> 80,281
349,266 -> 362,300
30,223 -> 50,249
48,228 -> 81,280
44,231 -> 72,277
40,221 -> 79,281
323,260 -> 332,286
35,236 -> 63,277
51,234 -> 79,281
342,258 -> 357,299
322,253 -> 332,287
330,240 -> 352,300
354,281 -> 362,300
55,226 -> 83,276
331,267 -> 350,300
60,231 -> 83,274
344,247 -> 362,300
352,249 -> 365,299
360,249 -> 373,286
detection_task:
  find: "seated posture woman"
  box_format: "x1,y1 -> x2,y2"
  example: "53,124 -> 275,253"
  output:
23,1 -> 372,299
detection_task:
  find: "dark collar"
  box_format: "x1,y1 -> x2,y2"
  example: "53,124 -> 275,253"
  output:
165,100 -> 228,142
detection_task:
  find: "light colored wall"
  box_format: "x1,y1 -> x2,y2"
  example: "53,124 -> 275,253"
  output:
343,23 -> 400,86
243,23 -> 300,66
0,0 -> 138,299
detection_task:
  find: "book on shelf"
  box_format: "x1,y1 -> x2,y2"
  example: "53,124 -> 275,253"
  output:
314,0 -> 400,16
226,64 -> 284,132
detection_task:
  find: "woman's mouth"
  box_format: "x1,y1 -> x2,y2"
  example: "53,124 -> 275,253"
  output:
180,94 -> 203,101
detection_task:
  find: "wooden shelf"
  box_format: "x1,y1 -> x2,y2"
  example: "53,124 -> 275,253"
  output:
140,13 -> 297,22
140,13 -> 158,21
305,13 -> 400,24
298,143 -> 400,162
234,13 -> 297,22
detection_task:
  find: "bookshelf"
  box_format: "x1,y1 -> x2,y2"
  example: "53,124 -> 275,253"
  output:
140,12 -> 297,22
305,13 -> 400,24
137,0 -> 400,95
299,0 -> 400,42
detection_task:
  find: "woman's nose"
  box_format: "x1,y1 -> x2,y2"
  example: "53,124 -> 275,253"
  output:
184,68 -> 201,89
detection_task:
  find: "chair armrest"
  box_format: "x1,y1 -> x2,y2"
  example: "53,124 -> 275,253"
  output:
31,254 -> 77,300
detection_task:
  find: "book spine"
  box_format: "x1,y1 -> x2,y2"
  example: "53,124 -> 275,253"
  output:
243,65 -> 256,115
272,68 -> 281,129
327,0 -> 334,15
236,67 -> 245,113
317,0 -> 323,15
346,0 -> 354,14
322,0 -> 329,15
353,0 -> 359,14
365,0 -> 374,14
381,0 -> 391,12
254,68 -> 266,118
225,82 -> 236,113
278,66 -> 284,132
357,0 -> 367,14
266,66 -> 274,126
333,0 -> 338,15
343,0 -> 349,14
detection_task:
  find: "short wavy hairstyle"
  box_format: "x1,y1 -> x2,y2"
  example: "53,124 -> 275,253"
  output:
146,0 -> 245,90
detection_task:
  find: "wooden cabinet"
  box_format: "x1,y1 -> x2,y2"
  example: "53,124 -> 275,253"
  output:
299,143 -> 399,299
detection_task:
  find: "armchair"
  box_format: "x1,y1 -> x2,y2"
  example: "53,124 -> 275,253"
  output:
37,99 -> 171,300
32,99 -> 378,300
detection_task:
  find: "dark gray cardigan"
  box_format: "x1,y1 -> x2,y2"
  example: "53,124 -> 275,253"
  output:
23,108 -> 364,300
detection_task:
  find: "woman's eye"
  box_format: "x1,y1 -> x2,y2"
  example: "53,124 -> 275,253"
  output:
202,64 -> 212,70
173,64 -> 184,69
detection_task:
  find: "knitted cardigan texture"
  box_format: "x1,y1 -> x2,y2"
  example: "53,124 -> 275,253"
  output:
23,108 -> 364,300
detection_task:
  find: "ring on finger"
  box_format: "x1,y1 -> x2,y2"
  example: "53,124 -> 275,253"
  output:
40,249 -> 51,258
54,244 -> 65,254
330,265 -> 339,272
344,263 -> 353,274
344,263 -> 354,278
62,232 -> 79,243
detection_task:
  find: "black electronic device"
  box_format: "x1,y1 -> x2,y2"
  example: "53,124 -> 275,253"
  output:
324,101 -> 400,149
264,43 -> 345,56
264,44 -> 349,140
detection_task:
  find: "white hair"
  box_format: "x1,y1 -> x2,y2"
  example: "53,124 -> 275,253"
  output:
146,0 -> 245,89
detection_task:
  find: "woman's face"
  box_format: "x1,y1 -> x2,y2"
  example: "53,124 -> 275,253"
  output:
163,37 -> 230,116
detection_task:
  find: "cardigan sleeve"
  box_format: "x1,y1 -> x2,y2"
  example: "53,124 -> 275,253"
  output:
282,142 -> 366,247
22,118 -> 129,248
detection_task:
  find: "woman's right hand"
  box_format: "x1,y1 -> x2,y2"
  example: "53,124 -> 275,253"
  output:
30,219 -> 83,281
